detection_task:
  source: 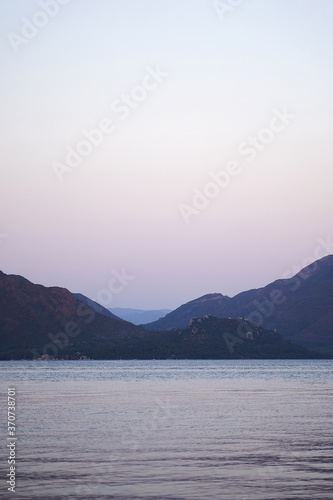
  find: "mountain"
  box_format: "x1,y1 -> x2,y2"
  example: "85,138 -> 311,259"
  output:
144,255 -> 333,355
73,293 -> 123,321
144,294 -> 237,331
109,307 -> 172,325
0,271 -> 145,360
90,315 -> 325,360
0,268 -> 329,360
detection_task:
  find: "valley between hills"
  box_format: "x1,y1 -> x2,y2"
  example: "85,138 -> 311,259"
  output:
1,255 -> 332,360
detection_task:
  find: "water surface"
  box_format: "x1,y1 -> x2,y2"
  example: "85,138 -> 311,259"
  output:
1,360 -> 332,499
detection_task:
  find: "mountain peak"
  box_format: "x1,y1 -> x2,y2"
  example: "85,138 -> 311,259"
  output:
144,255 -> 333,355
0,271 -> 30,283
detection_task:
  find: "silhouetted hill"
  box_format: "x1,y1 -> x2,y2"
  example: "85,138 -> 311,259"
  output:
0,271 -> 145,360
145,293 -> 236,330
90,315 -> 325,360
144,256 -> 333,355
0,268 -> 329,360
73,293 -> 122,321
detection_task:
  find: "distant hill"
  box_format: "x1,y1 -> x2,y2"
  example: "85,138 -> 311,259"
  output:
87,315 -> 325,360
109,307 -> 172,325
73,293 -> 123,321
145,294 -> 237,331
0,271 -> 145,360
144,255 -> 333,355
0,266 -> 330,360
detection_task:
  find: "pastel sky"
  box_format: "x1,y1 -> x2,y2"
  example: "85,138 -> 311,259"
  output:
1,0 -> 333,309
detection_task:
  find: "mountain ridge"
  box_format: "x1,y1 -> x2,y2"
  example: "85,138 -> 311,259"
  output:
73,293 -> 122,321
143,255 -> 333,354
1,255 -> 332,358
0,271 -> 146,360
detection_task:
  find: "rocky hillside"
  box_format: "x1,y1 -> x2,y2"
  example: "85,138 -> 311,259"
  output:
86,315 -> 325,360
144,256 -> 333,355
0,267 -> 330,360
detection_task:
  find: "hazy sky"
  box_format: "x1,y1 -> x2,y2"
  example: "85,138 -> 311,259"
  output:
1,0 -> 333,309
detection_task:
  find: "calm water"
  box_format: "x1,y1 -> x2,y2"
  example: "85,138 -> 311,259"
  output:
1,360 -> 333,499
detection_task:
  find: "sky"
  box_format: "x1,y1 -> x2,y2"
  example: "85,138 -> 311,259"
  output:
1,0 -> 333,309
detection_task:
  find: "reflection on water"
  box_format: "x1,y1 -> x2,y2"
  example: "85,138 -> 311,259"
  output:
1,360 -> 333,499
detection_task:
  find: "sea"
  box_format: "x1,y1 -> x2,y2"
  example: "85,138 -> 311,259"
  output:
1,359 -> 333,499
